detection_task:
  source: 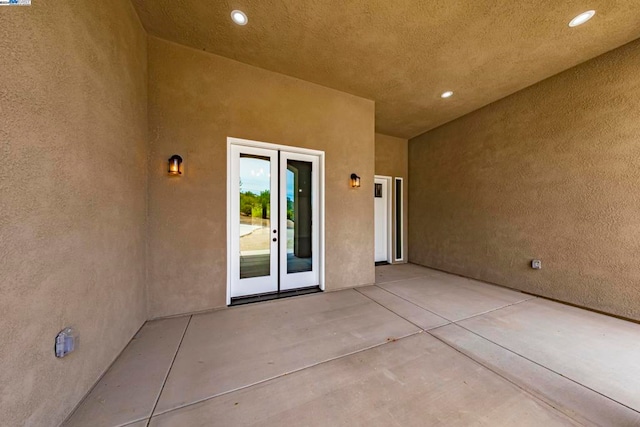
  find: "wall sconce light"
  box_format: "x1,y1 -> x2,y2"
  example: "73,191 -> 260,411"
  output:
350,173 -> 361,188
168,155 -> 183,176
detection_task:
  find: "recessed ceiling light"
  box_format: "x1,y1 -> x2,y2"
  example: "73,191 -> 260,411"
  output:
569,10 -> 595,27
441,91 -> 454,99
231,10 -> 248,26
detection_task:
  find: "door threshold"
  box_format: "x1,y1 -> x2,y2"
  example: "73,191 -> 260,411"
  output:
230,286 -> 322,306
375,261 -> 389,266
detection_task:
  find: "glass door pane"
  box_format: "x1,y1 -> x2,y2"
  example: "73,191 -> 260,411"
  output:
285,159 -> 313,274
239,154 -> 272,279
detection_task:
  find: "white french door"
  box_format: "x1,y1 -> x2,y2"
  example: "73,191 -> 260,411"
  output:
230,145 -> 279,297
279,151 -> 320,291
229,143 -> 320,300
374,176 -> 391,263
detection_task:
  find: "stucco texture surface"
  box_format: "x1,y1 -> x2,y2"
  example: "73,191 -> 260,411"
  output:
0,1 -> 148,426
375,133 -> 409,263
132,0 -> 640,138
409,39 -> 640,321
147,37 -> 375,318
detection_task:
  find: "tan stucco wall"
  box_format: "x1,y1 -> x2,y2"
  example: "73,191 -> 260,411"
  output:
0,1 -> 148,426
375,133 -> 409,263
147,37 -> 375,318
409,39 -> 640,321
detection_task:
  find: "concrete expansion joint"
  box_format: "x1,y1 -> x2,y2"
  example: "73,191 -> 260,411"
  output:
427,324 -> 640,426
371,274 -> 432,287
150,328 -> 422,419
448,297 -> 535,324
357,280 -> 640,424
147,315 -> 192,424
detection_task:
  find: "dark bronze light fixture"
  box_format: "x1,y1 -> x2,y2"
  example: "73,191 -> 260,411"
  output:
168,155 -> 183,176
350,173 -> 361,188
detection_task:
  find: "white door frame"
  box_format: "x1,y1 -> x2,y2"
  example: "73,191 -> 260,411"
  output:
374,175 -> 393,264
227,137 -> 326,305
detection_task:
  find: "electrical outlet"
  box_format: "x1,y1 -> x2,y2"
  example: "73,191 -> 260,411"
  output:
55,327 -> 78,358
531,259 -> 542,270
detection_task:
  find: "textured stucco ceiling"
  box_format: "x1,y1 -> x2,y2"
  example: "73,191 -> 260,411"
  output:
131,0 -> 640,138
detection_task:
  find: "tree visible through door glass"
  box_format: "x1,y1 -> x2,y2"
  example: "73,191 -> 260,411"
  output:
239,154 -> 271,279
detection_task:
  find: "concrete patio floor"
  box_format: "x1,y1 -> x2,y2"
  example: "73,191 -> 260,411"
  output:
64,264 -> 640,426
